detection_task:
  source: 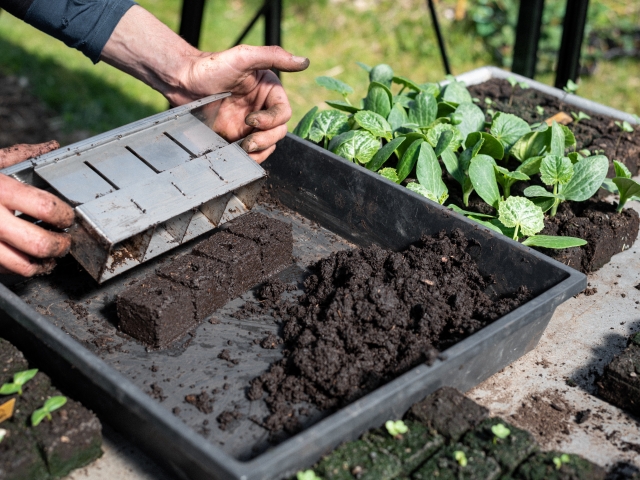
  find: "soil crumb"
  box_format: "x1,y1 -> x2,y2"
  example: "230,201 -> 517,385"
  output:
185,390 -> 214,414
217,409 -> 243,431
248,229 -> 531,433
511,390 -> 572,442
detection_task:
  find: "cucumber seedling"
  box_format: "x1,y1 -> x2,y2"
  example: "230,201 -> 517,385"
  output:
563,79 -> 579,94
553,453 -> 571,470
614,120 -> 634,154
31,396 -> 67,426
491,423 -> 511,444
296,470 -> 321,480
385,419 -> 409,437
571,111 -> 591,124
454,450 -> 468,467
0,369 -> 38,395
602,160 -> 640,212
506,75 -> 529,106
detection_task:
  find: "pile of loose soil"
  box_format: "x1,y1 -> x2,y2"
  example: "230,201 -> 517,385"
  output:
539,200 -> 640,273
468,78 -> 640,177
247,229 -> 531,433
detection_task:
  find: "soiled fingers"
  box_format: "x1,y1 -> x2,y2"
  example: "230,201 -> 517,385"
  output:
0,208 -> 71,259
0,140 -> 59,169
0,242 -> 57,277
240,124 -> 288,157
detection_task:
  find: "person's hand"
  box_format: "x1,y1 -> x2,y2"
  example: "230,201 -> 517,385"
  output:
100,6 -> 310,163
0,141 -> 75,277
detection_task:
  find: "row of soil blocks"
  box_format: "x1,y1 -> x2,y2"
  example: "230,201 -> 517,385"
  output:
0,338 -> 102,479
598,332 -> 640,417
301,387 -> 606,480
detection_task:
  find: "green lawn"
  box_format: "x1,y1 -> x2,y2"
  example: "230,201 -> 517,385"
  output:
0,0 -> 638,143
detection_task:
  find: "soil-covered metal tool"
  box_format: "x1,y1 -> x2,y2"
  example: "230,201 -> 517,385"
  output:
1,93 -> 266,283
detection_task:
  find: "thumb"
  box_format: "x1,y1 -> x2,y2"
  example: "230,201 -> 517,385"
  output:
227,45 -> 310,74
0,141 -> 60,169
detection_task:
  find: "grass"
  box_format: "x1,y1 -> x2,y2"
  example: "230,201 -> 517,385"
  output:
0,0 -> 638,143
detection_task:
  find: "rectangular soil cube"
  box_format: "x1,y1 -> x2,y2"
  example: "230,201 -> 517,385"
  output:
362,420 -> 444,475
225,213 -> 293,278
462,418 -> 538,474
117,276 -> 196,349
0,422 -> 48,480
315,438 -> 402,479
32,395 -> 103,478
598,344 -> 640,416
411,444 -> 501,480
0,338 -> 29,383
156,254 -> 230,321
406,387 -> 489,441
192,231 -> 262,297
515,452 -> 606,480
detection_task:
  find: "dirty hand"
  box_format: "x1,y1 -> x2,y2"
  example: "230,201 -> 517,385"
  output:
101,6 -> 310,163
0,141 -> 75,276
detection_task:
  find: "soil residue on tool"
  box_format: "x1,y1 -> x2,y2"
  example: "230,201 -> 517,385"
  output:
248,229 -> 531,433
468,78 -> 640,177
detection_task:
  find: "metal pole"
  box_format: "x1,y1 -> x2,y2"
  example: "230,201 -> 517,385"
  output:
233,3 -> 267,47
178,0 -> 206,48
555,0 -> 590,89
264,0 -> 282,47
426,0 -> 452,76
512,0 -> 545,79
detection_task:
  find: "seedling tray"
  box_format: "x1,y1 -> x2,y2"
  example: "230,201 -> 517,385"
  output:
0,91 -> 585,479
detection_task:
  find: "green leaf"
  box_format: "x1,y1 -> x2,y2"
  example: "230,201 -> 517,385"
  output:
44,396 -> 67,412
316,76 -> 354,96
396,139 -> 423,182
567,151 -> 583,164
517,156 -> 543,176
540,155 -> 574,186
325,100 -> 360,114
614,160 -> 632,179
14,369 -> 38,385
434,130 -> 454,157
292,106 -> 318,139
468,217 -> 506,234
562,155 -> 609,202
418,83 -> 441,97
387,103 -> 409,131
495,166 -> 529,182
370,64 -> 394,87
408,91 -> 438,127
441,81 -> 473,104
549,121 -> 566,157
426,124 -> 463,151
469,155 -> 501,208
308,110 -> 350,142
407,182 -> 439,203
510,127 -> 550,161
31,408 -> 48,427
367,137 -> 406,172
328,130 -> 356,152
560,125 -> 576,148
356,61 -> 372,73
530,196 -> 556,213
354,111 -> 392,139
524,185 -> 560,198
441,148 -> 464,186
334,130 -> 380,164
415,142 -> 448,204
396,132 -> 427,159
465,132 -> 504,160
498,196 -> 545,238
454,103 -> 486,141
364,82 -> 392,118
437,101 -> 457,118
522,235 -> 587,249
490,113 -> 531,152
613,177 -> 640,211
393,95 -> 413,108
447,204 -> 496,219
379,167 -> 400,184
392,75 -> 421,91
0,383 -> 20,395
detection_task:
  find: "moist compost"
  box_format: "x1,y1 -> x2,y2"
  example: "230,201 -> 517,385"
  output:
468,78 -> 640,177
117,213 -> 293,349
247,229 -> 531,433
597,332 -> 640,417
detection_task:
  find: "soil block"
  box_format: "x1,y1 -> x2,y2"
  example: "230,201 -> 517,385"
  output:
461,417 -> 538,474
468,78 -> 640,176
597,343 -> 640,417
117,276 -> 196,349
0,338 -> 29,380
9,372 -> 52,427
411,443 -> 502,480
362,420 -> 444,475
515,451 -> 606,480
31,397 -> 103,478
0,422 -> 49,480
406,387 -> 489,441
538,200 -> 639,273
314,438 -> 402,480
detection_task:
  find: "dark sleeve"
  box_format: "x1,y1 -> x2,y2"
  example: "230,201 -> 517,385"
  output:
1,0 -> 136,64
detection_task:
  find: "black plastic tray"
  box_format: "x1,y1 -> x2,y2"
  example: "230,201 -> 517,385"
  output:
0,133 -> 586,480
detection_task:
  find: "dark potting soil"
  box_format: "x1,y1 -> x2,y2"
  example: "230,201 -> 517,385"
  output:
247,230 -> 531,433
515,451 -> 606,480
597,332 -> 640,417
0,338 -> 102,479
117,213 -> 293,349
538,200 -> 640,273
468,78 -> 640,177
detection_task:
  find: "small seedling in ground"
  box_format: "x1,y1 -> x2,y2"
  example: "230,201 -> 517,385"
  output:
0,369 -> 38,395
31,396 -> 67,426
0,428 -> 6,443
553,453 -> 571,470
296,470 -> 321,480
571,111 -> 591,124
614,120 -> 634,154
602,160 -> 640,212
454,450 -> 468,467
491,423 -> 510,444
506,75 -> 529,106
536,105 -> 545,116
385,419 -> 409,437
563,79 -> 579,94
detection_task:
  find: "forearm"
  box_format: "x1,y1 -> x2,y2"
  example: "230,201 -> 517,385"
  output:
100,6 -> 201,105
